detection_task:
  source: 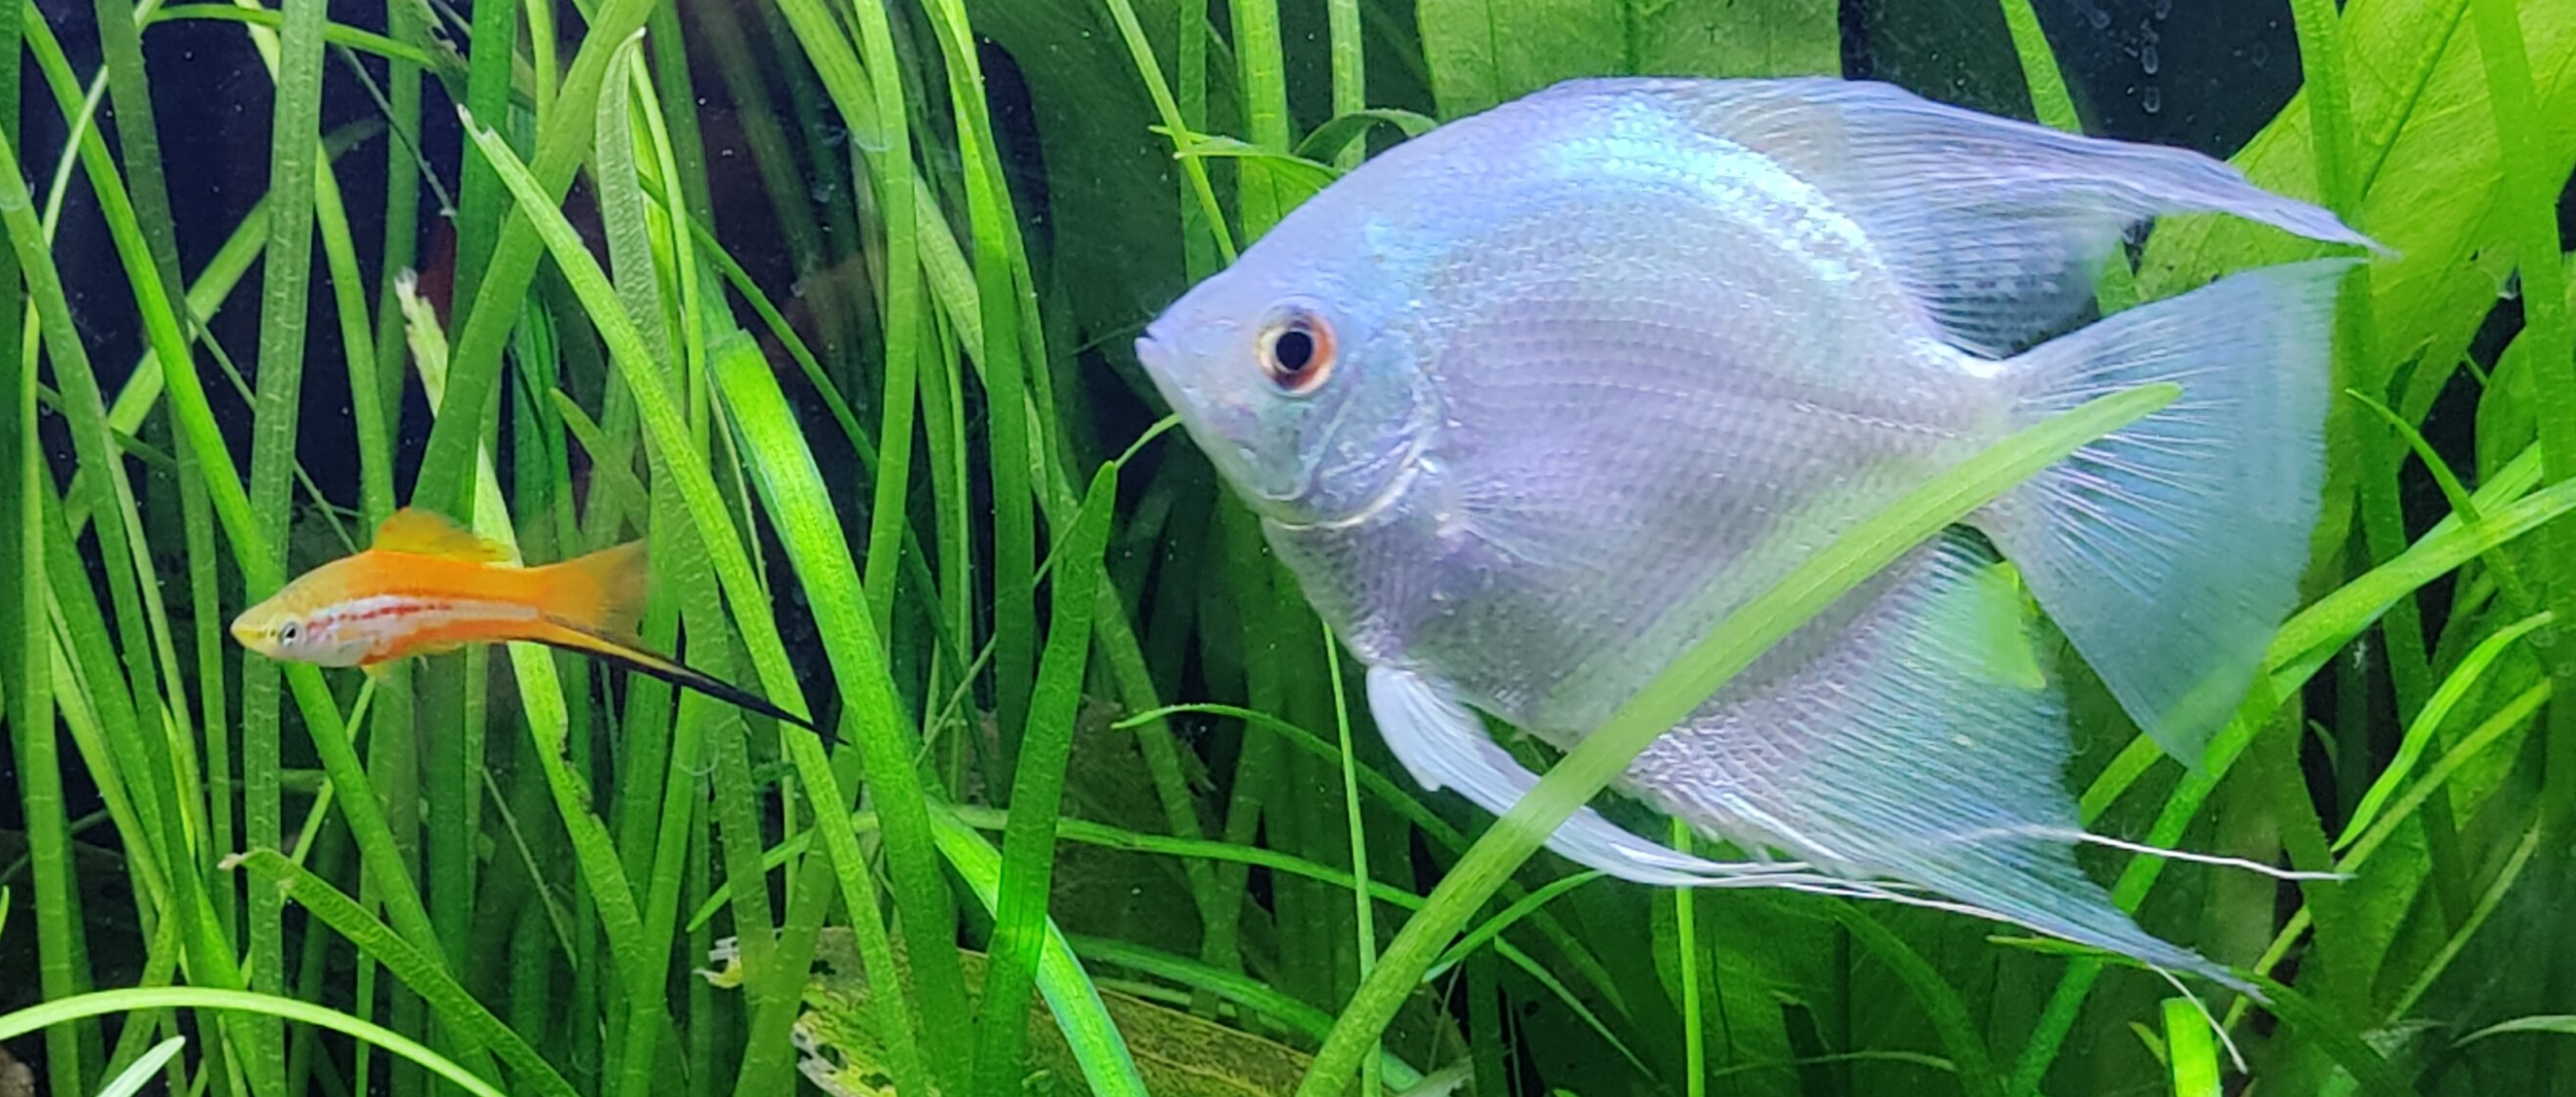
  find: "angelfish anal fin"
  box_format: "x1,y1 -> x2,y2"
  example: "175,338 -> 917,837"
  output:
1364,665 -> 1749,886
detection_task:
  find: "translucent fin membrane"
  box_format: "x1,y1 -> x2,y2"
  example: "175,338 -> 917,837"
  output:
1983,260 -> 2356,761
1523,77 -> 2377,356
1618,531 -> 2248,992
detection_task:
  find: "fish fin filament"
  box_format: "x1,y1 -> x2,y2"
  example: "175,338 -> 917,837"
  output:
1621,531 -> 2249,994
531,620 -> 831,744
1980,259 -> 2356,763
1366,666 -> 1759,885
373,507 -> 512,561
1541,77 -> 2379,357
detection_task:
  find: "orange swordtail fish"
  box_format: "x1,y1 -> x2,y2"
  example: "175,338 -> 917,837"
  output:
230,508 -> 826,740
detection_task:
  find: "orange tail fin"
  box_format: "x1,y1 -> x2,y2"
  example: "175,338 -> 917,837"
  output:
532,541 -> 650,639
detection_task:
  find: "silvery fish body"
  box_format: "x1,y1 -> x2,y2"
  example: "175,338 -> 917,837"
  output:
1135,77 -> 2372,987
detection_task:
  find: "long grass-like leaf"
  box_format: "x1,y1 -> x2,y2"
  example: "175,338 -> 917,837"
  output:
976,466 -> 1117,1092
1,96 -> 81,1093
227,850 -> 577,1097
2339,611 -> 2552,846
411,0 -> 654,514
407,258 -> 683,1094
931,812 -> 1153,1097
709,330 -> 959,1097
2466,7 -> 2576,1033
843,0 -> 924,648
0,990 -> 506,1097
0,118 -> 287,1097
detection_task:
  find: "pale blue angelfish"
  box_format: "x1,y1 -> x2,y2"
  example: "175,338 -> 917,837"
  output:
1134,77 -> 2374,988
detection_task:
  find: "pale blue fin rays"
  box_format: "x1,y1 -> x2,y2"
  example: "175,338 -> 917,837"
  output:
1368,666 -> 1769,886
1622,532 -> 2251,992
1983,259 -> 2357,761
1544,77 -> 2381,356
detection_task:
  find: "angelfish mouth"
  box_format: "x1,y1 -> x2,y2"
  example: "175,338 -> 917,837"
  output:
1132,331 -> 1306,507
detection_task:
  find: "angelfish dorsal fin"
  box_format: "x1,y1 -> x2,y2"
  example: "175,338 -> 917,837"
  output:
374,507 -> 511,561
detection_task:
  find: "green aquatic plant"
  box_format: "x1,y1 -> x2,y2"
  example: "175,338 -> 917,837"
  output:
1,0 -> 2573,1095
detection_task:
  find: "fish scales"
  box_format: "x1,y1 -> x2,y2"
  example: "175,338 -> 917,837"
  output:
1138,75 -> 2377,989
232,507 -> 826,737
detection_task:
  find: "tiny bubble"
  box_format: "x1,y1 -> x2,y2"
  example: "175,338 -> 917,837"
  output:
2089,8 -> 2110,28
2141,86 -> 2162,114
2141,45 -> 2160,74
2153,0 -> 2170,17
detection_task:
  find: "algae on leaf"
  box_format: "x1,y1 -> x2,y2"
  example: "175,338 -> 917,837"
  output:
704,931 -> 1318,1097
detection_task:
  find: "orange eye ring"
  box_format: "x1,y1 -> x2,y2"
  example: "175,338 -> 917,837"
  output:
1257,306 -> 1336,395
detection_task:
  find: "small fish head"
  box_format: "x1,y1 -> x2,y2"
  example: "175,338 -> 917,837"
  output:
1136,226 -> 1434,524
229,579 -> 372,667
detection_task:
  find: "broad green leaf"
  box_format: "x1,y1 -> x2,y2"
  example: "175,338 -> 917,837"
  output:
966,0 -> 1192,366
1417,0 -> 1837,118
2139,0 -> 2576,393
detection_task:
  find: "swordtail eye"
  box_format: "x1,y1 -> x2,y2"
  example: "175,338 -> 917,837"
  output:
278,621 -> 302,644
1257,305 -> 1336,395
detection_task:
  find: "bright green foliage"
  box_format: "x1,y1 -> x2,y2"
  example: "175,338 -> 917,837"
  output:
1,1 -> 2573,1096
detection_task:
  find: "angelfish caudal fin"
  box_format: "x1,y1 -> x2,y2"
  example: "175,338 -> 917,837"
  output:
1621,531 -> 2248,992
1978,258 -> 2357,762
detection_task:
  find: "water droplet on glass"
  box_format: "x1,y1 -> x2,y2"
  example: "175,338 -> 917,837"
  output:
2141,86 -> 2163,114
2141,45 -> 2160,74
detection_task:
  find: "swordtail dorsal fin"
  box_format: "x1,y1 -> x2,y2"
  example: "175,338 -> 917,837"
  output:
374,507 -> 512,561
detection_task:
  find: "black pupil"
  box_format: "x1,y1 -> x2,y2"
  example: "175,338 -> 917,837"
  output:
281,624 -> 299,641
1273,328 -> 1316,374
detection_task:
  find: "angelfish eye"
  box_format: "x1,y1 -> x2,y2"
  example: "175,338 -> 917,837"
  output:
1257,305 -> 1336,395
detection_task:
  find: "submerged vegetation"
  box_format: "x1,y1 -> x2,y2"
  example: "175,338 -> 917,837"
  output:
1,0 -> 2574,1094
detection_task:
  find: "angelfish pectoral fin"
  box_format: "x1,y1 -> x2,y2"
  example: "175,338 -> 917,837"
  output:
1365,665 -> 1754,886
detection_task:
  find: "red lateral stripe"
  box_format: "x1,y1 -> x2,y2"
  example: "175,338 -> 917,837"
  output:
341,598 -> 442,624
